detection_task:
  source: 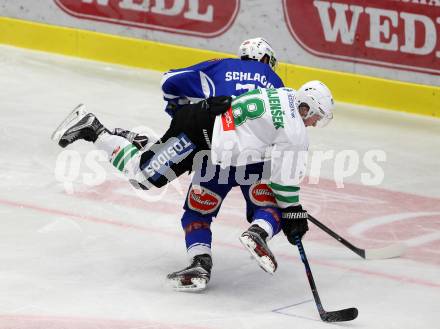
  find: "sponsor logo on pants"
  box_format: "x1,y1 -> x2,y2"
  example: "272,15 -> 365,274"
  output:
187,185 -> 221,214
250,182 -> 277,207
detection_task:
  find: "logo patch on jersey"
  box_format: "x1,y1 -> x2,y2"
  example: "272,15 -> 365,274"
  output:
250,182 -> 277,207
221,107 -> 235,131
287,92 -> 296,118
267,89 -> 285,129
187,185 -> 221,215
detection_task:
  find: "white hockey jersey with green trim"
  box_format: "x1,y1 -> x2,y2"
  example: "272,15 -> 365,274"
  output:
211,87 -> 309,208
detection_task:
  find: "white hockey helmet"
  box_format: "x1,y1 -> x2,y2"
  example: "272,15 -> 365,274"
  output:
238,37 -> 277,70
295,80 -> 334,127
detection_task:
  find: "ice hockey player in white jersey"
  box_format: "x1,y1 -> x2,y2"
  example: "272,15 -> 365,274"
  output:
159,37 -> 284,291
52,80 -> 334,284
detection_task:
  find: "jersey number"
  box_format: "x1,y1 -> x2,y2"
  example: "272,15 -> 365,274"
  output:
232,89 -> 266,126
235,83 -> 256,93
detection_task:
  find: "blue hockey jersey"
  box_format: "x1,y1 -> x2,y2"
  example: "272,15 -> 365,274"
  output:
161,58 -> 284,116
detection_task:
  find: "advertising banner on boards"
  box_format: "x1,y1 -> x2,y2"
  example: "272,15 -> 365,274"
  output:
1,0 -> 439,86
54,0 -> 240,37
284,0 -> 440,75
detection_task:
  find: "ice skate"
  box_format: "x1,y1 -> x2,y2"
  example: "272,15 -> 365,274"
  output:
240,225 -> 277,274
51,104 -> 108,148
167,254 -> 212,292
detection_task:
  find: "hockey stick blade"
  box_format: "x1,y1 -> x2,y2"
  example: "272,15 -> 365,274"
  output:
295,237 -> 358,322
320,307 -> 358,322
364,243 -> 406,260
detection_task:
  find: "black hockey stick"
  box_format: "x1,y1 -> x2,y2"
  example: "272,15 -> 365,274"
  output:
308,215 -> 405,260
295,236 -> 358,322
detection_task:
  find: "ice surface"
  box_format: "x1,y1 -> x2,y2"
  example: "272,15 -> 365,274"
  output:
0,45 -> 439,329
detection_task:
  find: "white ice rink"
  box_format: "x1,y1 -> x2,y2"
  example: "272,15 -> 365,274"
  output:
0,45 -> 439,329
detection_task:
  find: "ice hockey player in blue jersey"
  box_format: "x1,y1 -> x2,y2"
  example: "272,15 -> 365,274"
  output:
160,38 -> 285,291
162,39 -> 282,117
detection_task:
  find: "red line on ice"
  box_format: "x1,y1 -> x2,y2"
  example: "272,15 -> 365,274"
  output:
0,314 -> 211,329
1,198 -> 439,289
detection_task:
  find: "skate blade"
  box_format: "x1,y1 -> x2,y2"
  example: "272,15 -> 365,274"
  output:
51,104 -> 87,145
167,277 -> 208,292
239,235 -> 275,274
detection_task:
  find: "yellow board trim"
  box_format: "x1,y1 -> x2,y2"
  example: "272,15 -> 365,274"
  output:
1,17 -> 438,117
